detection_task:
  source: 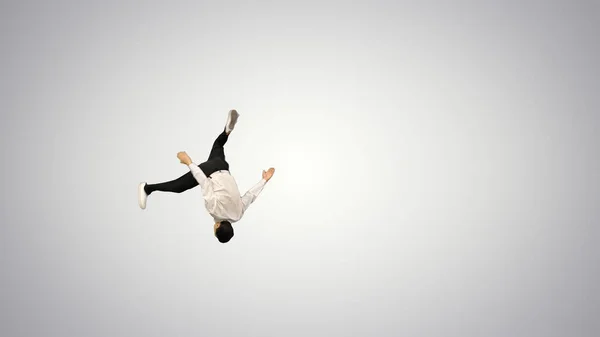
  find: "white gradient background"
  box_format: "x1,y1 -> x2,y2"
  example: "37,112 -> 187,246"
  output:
1,1 -> 599,336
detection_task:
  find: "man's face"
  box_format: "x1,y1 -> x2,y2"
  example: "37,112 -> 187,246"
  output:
214,222 -> 220,236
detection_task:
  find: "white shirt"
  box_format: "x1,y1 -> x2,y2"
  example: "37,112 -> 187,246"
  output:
188,163 -> 267,223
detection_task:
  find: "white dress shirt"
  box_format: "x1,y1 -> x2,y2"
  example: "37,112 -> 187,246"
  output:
188,163 -> 267,223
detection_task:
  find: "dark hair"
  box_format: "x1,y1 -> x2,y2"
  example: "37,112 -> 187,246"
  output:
215,221 -> 234,243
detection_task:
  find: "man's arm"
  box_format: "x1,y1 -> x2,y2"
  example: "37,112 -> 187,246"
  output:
177,151 -> 209,189
188,163 -> 209,189
241,178 -> 267,212
241,167 -> 275,212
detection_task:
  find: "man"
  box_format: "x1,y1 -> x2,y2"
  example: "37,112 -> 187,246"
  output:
138,109 -> 276,243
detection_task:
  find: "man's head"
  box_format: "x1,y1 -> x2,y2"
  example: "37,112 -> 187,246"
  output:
214,221 -> 234,243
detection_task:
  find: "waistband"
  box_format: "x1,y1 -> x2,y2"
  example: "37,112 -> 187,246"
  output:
209,170 -> 230,178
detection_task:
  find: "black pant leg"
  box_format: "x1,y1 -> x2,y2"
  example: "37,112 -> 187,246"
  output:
207,129 -> 229,161
145,170 -> 199,194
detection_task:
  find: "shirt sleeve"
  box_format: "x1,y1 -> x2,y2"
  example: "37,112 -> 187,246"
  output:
241,178 -> 267,212
188,163 -> 209,190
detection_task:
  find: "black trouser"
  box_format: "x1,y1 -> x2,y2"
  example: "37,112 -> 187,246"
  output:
145,129 -> 230,195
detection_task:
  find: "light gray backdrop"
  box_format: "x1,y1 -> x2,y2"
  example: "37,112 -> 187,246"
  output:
1,1 -> 599,337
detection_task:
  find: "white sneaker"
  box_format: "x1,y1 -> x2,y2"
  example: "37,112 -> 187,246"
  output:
138,182 -> 148,209
225,109 -> 240,133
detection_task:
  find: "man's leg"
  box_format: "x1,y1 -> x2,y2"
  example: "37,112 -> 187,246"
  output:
198,130 -> 230,177
144,171 -> 199,195
139,168 -> 201,209
207,129 -> 229,161
206,109 -> 239,162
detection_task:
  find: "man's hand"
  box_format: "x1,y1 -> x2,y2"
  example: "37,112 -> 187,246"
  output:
262,167 -> 275,182
177,151 -> 193,165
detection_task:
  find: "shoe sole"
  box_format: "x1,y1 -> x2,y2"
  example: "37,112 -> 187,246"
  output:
227,110 -> 239,132
138,182 -> 147,209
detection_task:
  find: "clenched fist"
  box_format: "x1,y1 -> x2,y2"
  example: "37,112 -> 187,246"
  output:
262,167 -> 275,182
177,151 -> 193,165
